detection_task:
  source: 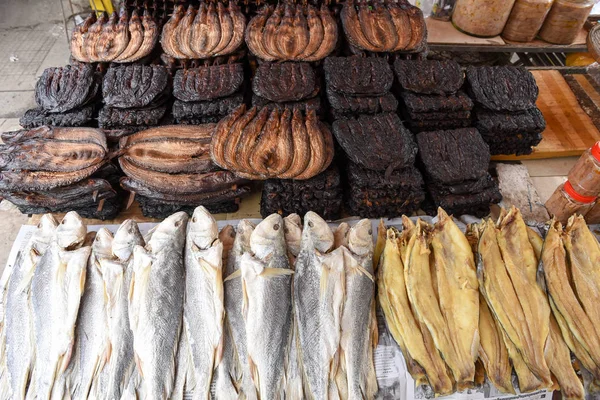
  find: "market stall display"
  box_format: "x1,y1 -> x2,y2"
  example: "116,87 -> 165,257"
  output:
172,61 -> 245,124
468,66 -> 545,156
0,126 -> 120,219
416,128 -> 502,216
99,64 -> 170,130
246,3 -> 337,62
71,9 -> 158,63
21,65 -> 100,129
118,125 -> 251,218
394,59 -> 473,133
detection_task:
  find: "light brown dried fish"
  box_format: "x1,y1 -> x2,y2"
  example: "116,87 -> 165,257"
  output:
235,107 -> 270,173
248,108 -> 281,176
3,126 -> 107,149
114,10 -> 143,62
223,106 -> 259,171
122,139 -> 215,174
340,0 -> 373,52
0,163 -> 104,191
245,6 -> 276,61
175,5 -> 197,59
212,2 -> 234,56
218,2 -> 245,56
200,3 -> 222,57
297,5 -> 323,61
262,4 -> 284,60
294,110 -> 326,180
304,5 -> 337,62
119,124 -> 215,148
70,14 -> 96,62
85,12 -> 108,62
130,10 -> 159,61
95,11 -> 119,61
278,109 -> 311,179
100,8 -> 130,61
389,2 -> 411,51
211,105 -> 246,169
161,5 -> 185,58
404,4 -> 426,51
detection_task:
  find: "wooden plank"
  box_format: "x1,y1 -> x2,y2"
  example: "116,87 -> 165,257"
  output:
492,70 -> 600,160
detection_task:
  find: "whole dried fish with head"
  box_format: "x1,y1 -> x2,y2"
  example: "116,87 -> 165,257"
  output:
183,206 -> 224,400
241,214 -> 293,399
129,211 -> 188,399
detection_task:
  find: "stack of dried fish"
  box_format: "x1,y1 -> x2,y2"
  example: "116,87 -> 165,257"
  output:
211,104 -> 334,180
473,207 -> 584,397
325,56 -> 425,218
416,128 -> 501,217
394,59 -> 473,133
260,164 -> 342,219
161,3 -> 246,59
245,3 -> 338,62
20,65 -> 101,129
467,66 -> 545,155
540,214 -> 600,397
118,125 -> 251,218
340,0 -> 426,53
379,209 -> 480,395
70,9 -> 158,63
252,62 -> 321,114
99,64 -> 170,131
172,61 -> 245,124
0,126 -> 119,219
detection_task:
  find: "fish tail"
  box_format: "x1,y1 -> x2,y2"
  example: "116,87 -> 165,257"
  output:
0,369 -> 11,400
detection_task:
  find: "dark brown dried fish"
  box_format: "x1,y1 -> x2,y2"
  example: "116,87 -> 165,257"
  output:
2,126 -> 107,149
252,62 -> 317,103
173,64 -> 244,102
0,163 -> 105,191
122,139 -> 215,174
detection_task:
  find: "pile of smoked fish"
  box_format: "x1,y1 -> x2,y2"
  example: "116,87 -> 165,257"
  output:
70,9 -> 158,63
378,206 -> 599,398
0,127 -> 121,219
0,207 -> 378,399
21,65 -> 101,129
118,125 -> 251,218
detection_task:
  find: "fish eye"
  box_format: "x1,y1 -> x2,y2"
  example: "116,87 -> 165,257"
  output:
175,221 -> 181,227
192,217 -> 197,223
308,221 -> 314,228
284,228 -> 289,234
368,229 -> 372,235
273,224 -> 280,231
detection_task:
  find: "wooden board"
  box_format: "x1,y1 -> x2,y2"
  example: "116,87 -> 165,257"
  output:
425,19 -> 505,46
492,70 -> 600,161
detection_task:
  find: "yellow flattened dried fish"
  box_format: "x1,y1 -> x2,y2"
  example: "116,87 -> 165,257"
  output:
478,294 -> 514,394
405,220 -> 466,390
527,226 -> 544,262
496,207 -> 552,385
546,314 -> 585,400
430,208 -> 479,390
476,220 -> 547,385
379,228 -> 453,395
501,329 -> 544,393
373,219 -> 386,272
542,220 -> 600,377
563,215 -> 600,327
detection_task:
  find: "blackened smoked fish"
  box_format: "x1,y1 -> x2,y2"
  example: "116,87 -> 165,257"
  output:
35,64 -> 98,113
332,113 -> 416,172
394,59 -> 464,95
103,65 -> 168,109
324,56 -> 393,96
253,62 -> 318,103
173,64 -> 244,102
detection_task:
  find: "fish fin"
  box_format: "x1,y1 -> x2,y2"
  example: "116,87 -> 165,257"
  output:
259,268 -> 294,278
223,269 -> 242,282
128,246 -> 153,332
248,356 -> 260,394
370,300 -> 379,349
320,262 -> 330,300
